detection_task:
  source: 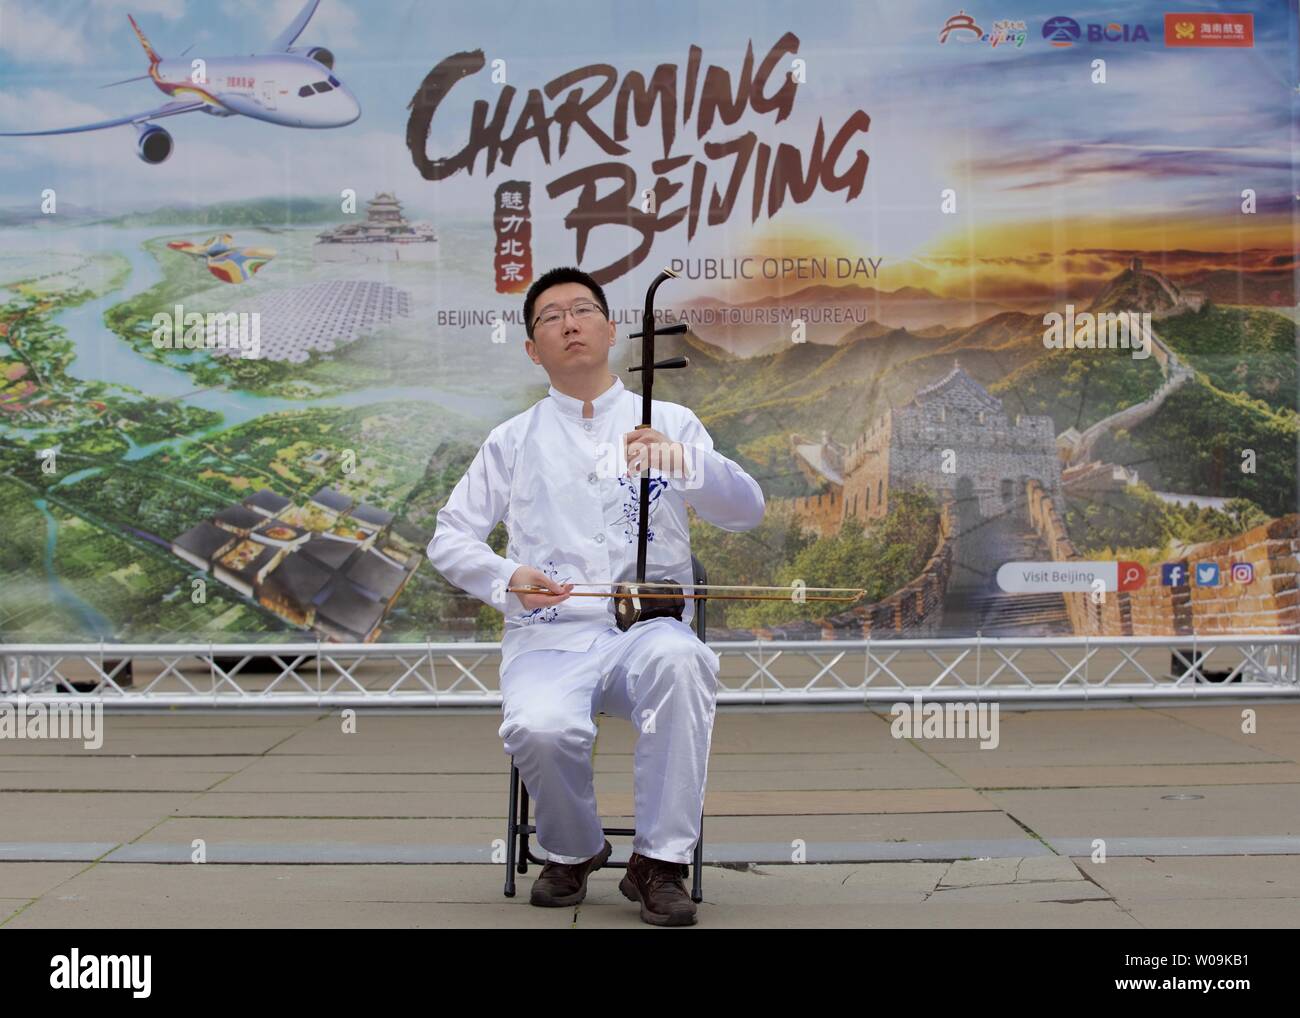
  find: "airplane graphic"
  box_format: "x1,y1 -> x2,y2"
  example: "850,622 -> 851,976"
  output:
0,0 -> 359,164
167,234 -> 277,283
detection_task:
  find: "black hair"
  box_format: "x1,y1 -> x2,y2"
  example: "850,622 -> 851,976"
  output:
523,266 -> 610,340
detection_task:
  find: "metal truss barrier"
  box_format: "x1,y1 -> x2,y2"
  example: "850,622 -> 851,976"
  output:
1,636 -> 1297,707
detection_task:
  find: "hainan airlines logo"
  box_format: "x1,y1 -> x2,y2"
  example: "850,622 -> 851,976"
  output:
1163,13 -> 1254,47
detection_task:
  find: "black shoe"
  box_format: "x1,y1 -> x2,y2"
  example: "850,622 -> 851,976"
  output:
529,839 -> 612,907
619,851 -> 697,926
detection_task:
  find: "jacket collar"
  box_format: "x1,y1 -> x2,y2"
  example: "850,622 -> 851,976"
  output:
547,374 -> 624,419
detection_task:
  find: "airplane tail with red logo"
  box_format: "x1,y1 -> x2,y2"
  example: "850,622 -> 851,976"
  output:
127,13 -> 162,67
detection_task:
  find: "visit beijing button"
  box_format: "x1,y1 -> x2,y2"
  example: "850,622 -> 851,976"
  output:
996,561 -> 1147,593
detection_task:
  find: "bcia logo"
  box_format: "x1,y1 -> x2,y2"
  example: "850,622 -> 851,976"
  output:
1043,15 -> 1083,45
50,949 -> 151,998
1043,15 -> 1152,46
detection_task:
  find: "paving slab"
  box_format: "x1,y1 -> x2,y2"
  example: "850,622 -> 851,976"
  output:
934,762 -> 1300,788
924,881 -> 1113,905
0,727 -> 313,757
0,769 -> 231,792
941,855 -> 1085,886
1121,898 -> 1300,928
0,862 -> 90,898
205,764 -> 964,794
0,755 -> 249,773
985,784 -> 1300,839
1076,855 -> 1300,900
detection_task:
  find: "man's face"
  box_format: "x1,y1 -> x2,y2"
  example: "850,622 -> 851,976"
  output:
525,281 -> 615,375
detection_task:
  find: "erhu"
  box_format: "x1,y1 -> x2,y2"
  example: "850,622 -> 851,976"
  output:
613,266 -> 692,632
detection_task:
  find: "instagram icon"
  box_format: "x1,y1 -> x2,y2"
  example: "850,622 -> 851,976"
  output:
1230,562 -> 1254,583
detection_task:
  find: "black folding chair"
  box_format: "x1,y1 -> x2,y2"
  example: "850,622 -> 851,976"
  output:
503,555 -> 709,903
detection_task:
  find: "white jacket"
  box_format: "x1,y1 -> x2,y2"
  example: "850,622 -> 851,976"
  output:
426,374 -> 765,673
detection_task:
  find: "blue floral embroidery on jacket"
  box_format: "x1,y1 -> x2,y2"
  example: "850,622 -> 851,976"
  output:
615,474 -> 669,544
515,559 -> 571,626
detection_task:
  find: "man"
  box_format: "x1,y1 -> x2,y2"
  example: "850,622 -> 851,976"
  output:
426,266 -> 765,926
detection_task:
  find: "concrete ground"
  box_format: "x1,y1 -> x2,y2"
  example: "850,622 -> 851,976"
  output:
1,701 -> 1298,928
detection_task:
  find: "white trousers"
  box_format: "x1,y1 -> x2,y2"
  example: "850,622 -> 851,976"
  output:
498,616 -> 721,865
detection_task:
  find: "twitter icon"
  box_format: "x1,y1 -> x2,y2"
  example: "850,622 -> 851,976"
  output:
1195,562 -> 1220,586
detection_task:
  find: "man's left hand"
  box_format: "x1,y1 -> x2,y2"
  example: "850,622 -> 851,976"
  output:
623,427 -> 686,478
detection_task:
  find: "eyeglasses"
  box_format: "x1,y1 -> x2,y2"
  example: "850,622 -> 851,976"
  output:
532,300 -> 605,331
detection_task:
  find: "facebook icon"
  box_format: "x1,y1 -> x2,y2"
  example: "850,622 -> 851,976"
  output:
1161,563 -> 1187,586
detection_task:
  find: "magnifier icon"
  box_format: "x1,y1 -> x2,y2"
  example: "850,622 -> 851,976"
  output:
1118,561 -> 1146,591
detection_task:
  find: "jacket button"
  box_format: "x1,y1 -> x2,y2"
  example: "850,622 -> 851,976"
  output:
594,533 -> 605,544
583,422 -> 593,431
587,472 -> 597,483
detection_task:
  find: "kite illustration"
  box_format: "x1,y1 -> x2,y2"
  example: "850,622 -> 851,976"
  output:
167,234 -> 276,283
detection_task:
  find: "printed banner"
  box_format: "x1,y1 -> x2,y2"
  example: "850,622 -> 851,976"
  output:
0,0 -> 1295,644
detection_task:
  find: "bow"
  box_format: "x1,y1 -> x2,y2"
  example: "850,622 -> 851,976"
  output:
507,582 -> 867,604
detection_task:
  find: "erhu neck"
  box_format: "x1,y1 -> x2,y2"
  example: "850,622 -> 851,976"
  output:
633,267 -> 678,581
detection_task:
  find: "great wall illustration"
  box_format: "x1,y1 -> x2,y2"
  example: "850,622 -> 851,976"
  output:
723,259 -> 1299,641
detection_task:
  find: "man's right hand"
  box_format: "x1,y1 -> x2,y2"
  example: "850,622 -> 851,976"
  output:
508,566 -> 574,610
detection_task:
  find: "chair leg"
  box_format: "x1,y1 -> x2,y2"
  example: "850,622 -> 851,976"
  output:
518,778 -> 532,873
504,761 -> 520,897
691,811 -> 704,903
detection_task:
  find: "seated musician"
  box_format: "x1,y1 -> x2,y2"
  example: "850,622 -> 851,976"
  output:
426,265 -> 765,926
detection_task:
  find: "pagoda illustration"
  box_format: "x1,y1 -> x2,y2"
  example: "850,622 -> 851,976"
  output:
314,191 -> 438,262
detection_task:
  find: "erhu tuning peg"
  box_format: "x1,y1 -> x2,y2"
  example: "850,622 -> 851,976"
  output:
628,322 -> 689,339
628,356 -> 689,372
